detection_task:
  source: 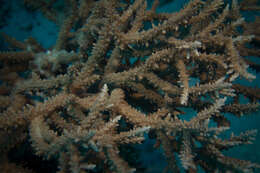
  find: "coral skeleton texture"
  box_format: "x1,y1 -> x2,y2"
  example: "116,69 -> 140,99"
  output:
0,0 -> 260,172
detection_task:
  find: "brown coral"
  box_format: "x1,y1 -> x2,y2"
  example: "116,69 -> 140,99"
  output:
0,0 -> 260,172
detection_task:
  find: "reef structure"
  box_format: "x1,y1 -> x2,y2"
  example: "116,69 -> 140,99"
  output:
0,0 -> 260,172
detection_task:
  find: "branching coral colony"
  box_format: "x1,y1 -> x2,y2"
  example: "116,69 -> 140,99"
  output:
0,0 -> 260,172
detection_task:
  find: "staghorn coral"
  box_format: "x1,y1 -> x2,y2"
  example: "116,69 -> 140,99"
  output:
0,0 -> 260,172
